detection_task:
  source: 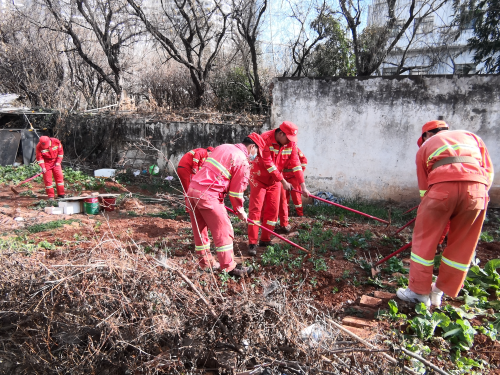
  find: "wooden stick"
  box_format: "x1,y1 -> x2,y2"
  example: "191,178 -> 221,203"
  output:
400,347 -> 450,375
326,319 -> 420,375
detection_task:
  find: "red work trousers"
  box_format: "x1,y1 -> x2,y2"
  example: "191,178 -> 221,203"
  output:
409,181 -> 488,297
278,176 -> 303,227
43,164 -> 64,198
248,179 -> 281,244
177,166 -> 192,194
187,187 -> 237,272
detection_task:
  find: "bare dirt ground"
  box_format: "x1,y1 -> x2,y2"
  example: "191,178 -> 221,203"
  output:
1,180 -> 499,374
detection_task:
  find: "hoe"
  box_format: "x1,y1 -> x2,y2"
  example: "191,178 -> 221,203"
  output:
10,167 -> 54,195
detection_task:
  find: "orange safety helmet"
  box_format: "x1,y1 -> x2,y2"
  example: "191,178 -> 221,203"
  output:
39,135 -> 50,148
417,120 -> 449,147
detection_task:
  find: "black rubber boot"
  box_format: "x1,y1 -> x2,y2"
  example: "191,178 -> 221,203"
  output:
248,244 -> 257,256
228,265 -> 253,277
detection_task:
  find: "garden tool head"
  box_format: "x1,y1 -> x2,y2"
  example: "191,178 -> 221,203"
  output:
10,185 -> 20,195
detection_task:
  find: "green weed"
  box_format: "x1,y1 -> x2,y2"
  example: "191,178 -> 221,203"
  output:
383,257 -> 408,274
480,231 -> 494,242
310,257 -> 328,272
25,219 -> 78,233
261,244 -> 291,266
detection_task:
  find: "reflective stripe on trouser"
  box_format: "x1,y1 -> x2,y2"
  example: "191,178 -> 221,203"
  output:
409,181 -> 488,297
248,179 -> 281,244
43,164 -> 64,198
187,187 -> 236,271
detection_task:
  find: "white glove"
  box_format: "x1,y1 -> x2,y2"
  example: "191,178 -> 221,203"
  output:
237,210 -> 248,222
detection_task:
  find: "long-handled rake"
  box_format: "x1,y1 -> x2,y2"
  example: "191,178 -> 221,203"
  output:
291,188 -> 391,226
371,241 -> 412,277
10,167 -> 54,195
225,206 -> 312,260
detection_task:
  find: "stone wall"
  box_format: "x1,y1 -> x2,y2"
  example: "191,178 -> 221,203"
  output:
55,114 -> 266,173
271,75 -> 500,206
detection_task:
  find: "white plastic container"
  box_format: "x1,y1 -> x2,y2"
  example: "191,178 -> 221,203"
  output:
44,207 -> 54,214
58,202 -> 68,208
51,207 -> 63,215
63,206 -> 74,215
94,169 -> 116,178
63,201 -> 82,214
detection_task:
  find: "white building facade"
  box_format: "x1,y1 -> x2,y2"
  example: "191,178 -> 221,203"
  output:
368,0 -> 481,75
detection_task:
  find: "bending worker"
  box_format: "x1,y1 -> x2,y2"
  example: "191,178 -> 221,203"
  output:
36,136 -> 65,200
177,147 -> 214,193
248,121 -> 311,255
277,147 -> 308,233
397,120 -> 494,307
185,134 -> 264,277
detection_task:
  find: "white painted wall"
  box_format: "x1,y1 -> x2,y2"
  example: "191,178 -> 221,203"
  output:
271,75 -> 500,206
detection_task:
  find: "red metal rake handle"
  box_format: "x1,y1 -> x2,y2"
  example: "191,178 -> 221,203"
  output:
374,241 -> 412,267
15,166 -> 55,187
393,217 -> 416,235
291,189 -> 390,225
225,206 -> 311,255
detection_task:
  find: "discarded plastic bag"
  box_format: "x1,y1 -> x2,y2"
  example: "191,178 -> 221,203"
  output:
300,323 -> 330,344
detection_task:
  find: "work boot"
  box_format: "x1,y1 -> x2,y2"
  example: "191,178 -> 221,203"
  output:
396,287 -> 431,307
259,241 -> 272,247
248,244 -> 257,256
430,283 -> 444,307
277,225 -> 291,234
57,195 -> 65,199
228,265 -> 253,277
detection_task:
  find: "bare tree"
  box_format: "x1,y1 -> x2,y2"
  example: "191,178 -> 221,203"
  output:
126,0 -> 230,108
0,10 -> 66,107
26,0 -> 142,102
339,0 -> 448,76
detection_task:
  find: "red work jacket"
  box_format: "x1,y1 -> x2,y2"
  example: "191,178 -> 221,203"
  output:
36,138 -> 63,167
417,130 -> 494,197
283,147 -> 307,180
250,129 -> 305,187
178,148 -> 208,174
189,143 -> 250,214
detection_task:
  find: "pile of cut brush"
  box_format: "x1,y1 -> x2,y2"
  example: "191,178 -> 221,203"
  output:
0,236 -> 411,375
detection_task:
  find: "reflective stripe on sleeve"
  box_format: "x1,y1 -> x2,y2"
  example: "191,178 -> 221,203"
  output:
52,146 -> 58,151
292,166 -> 301,172
193,158 -> 199,163
37,160 -> 45,164
189,150 -> 195,155
41,150 -> 49,153
228,191 -> 244,199
269,146 -> 279,154
216,244 -> 233,253
57,155 -> 63,158
420,190 -> 427,197
266,220 -> 277,226
442,257 -> 469,272
282,148 -> 292,155
301,163 -> 307,167
410,253 -> 434,267
206,157 -> 231,179
267,166 -> 277,173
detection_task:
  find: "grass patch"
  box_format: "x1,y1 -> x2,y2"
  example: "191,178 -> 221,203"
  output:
25,219 -> 79,233
147,207 -> 186,220
303,197 -> 411,226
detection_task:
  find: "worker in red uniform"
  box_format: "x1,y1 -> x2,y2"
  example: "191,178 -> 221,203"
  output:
177,147 -> 214,193
186,134 -> 264,276
277,148 -> 308,232
35,136 -> 65,200
397,120 -> 494,307
248,121 -> 311,255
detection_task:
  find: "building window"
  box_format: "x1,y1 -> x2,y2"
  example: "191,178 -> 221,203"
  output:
455,64 -> 476,74
414,16 -> 434,34
390,20 -> 404,37
409,66 -> 429,75
383,67 -> 398,75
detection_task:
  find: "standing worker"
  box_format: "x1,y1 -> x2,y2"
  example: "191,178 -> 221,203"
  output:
277,147 -> 308,232
36,136 -> 65,200
397,120 -> 494,307
186,134 -> 264,276
248,122 -> 311,255
177,147 -> 214,193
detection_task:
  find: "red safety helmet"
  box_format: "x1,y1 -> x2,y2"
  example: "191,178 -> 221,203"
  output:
417,120 -> 449,147
39,136 -> 50,148
279,121 -> 299,143
206,146 -> 215,152
247,132 -> 266,157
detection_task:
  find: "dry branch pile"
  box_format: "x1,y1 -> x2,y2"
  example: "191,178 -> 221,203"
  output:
0,234 -> 410,374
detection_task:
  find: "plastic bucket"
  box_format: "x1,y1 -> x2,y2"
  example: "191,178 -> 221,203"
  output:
100,197 -> 116,212
84,197 -> 99,215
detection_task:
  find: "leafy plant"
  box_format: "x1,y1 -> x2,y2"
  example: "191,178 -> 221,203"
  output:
38,240 -> 55,250
343,247 -> 356,261
261,244 -> 291,266
25,219 -> 78,233
442,319 -> 477,351
383,257 -> 408,274
310,257 -> 328,272
465,259 -> 500,298
408,303 -> 450,340
381,300 -> 407,321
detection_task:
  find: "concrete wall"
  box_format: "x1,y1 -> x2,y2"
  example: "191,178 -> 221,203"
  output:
271,75 -> 500,206
55,115 -> 265,173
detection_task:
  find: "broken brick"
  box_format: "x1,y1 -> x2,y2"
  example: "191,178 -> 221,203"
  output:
373,291 -> 397,302
402,258 -> 411,264
342,325 -> 375,340
342,316 -> 376,329
359,295 -> 382,308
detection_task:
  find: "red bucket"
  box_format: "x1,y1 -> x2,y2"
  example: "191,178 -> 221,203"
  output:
100,197 -> 116,211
